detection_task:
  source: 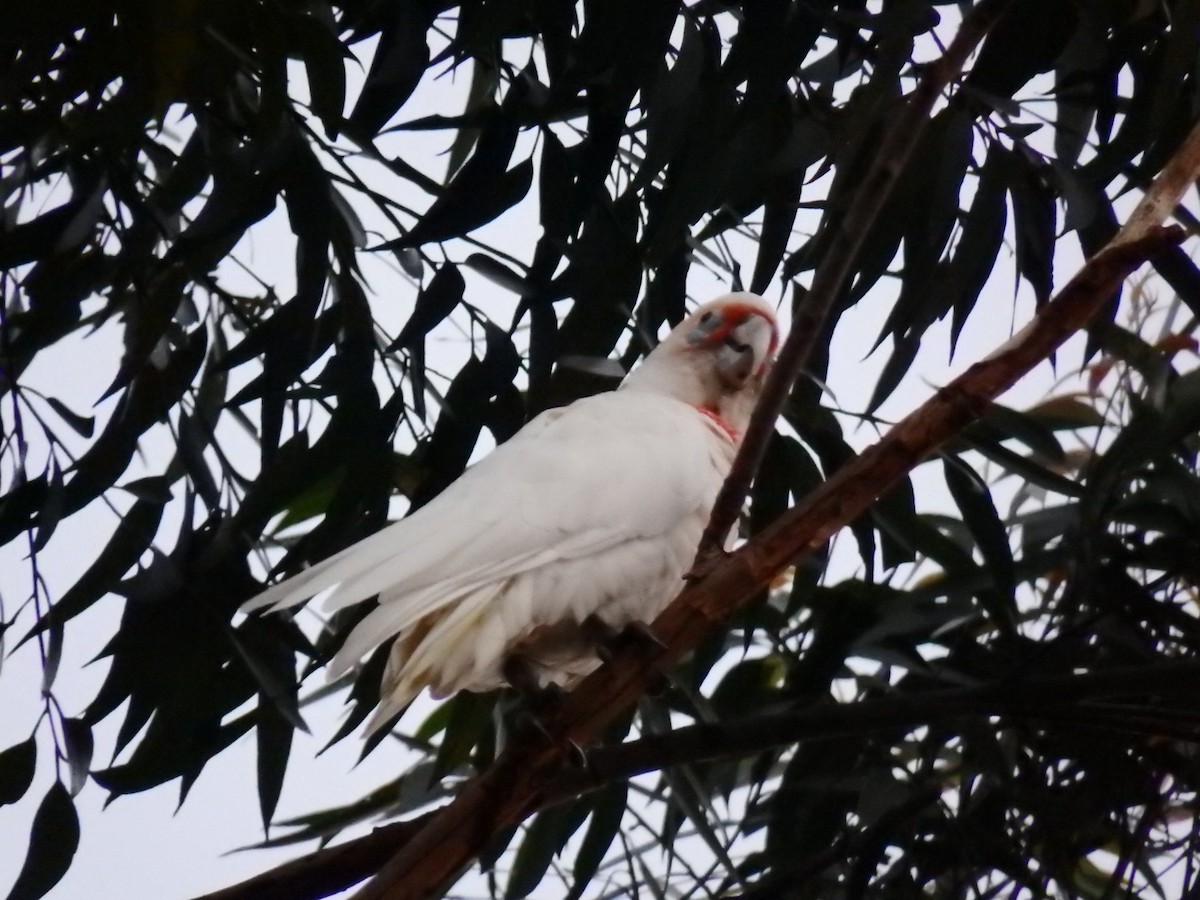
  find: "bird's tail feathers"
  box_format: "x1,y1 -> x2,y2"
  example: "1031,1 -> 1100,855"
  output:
362,681 -> 422,736
358,587 -> 510,737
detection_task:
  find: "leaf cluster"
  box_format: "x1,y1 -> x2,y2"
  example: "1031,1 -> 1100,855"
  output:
2,1 -> 1200,898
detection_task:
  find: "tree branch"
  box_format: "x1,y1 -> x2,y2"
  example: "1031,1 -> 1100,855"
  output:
195,819 -> 428,900
1114,120 -> 1200,247
575,658 -> 1200,786
697,0 -> 1015,559
350,235 -> 1187,898
340,233 -> 1186,897
200,658 -> 1200,900
345,55 -> 1198,900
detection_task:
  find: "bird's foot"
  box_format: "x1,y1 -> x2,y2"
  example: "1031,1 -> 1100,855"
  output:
502,655 -> 587,762
623,620 -> 668,652
580,613 -> 618,655
582,615 -> 671,696
583,615 -> 667,663
563,736 -> 590,769
528,680 -> 567,712
511,711 -> 590,768
503,655 -> 565,709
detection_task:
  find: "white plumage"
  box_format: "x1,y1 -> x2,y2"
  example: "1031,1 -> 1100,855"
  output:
242,292 -> 778,733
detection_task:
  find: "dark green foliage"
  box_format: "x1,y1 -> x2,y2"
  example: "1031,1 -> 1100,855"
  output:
4,783 -> 79,900
3,1 -> 1200,898
0,739 -> 37,808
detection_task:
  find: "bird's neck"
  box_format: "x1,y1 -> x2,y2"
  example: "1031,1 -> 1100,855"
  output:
693,406 -> 741,442
620,353 -> 717,405
620,356 -> 759,442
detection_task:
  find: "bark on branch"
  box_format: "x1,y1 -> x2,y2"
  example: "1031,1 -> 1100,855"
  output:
342,27 -> 1200,900
345,221 -> 1188,900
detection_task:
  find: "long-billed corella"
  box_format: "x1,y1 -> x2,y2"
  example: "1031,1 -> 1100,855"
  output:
242,292 -> 779,734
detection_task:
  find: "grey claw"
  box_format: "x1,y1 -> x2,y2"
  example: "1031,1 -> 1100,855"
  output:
565,739 -> 589,769
624,621 -> 667,651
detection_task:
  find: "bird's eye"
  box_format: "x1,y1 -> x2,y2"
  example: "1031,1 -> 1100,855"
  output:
699,311 -> 716,326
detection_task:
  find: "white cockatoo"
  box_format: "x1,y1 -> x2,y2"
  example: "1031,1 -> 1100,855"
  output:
242,292 -> 778,733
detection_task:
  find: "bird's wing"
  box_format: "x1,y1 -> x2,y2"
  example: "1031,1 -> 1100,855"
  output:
239,406 -> 570,615
243,393 -> 727,644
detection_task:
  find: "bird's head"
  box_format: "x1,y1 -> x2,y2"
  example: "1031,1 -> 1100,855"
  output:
621,292 -> 779,440
681,294 -> 779,389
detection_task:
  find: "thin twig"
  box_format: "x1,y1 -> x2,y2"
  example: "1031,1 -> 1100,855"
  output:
0,270 -> 63,778
696,0 -> 1015,560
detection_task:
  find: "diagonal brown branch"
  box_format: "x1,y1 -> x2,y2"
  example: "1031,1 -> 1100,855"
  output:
343,38 -> 1200,900
195,819 -> 428,900
696,0 -> 1015,559
346,228 -> 1188,900
350,232 -> 1185,899
203,109 -> 1200,900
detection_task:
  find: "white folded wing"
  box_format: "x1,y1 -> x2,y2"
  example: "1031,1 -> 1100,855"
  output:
243,390 -> 735,727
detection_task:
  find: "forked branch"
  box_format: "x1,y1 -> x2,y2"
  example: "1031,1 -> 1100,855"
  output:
208,20 -> 1200,900
348,103 -> 1195,900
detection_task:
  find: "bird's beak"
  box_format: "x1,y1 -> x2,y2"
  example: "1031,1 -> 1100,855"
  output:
727,314 -> 776,378
690,308 -> 776,385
